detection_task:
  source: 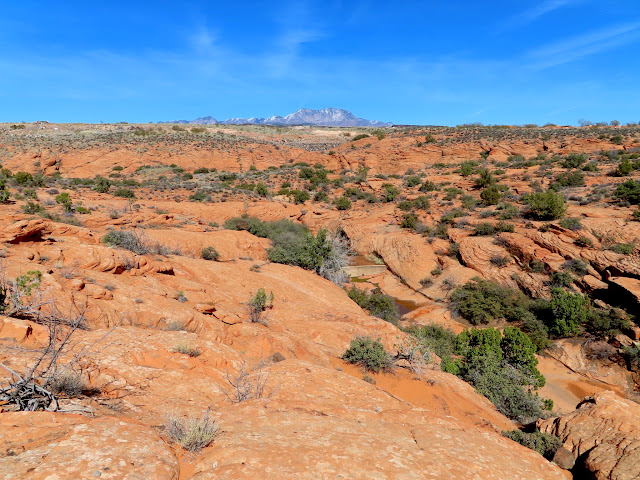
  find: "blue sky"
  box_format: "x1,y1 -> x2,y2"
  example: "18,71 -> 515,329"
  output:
1,0 -> 639,125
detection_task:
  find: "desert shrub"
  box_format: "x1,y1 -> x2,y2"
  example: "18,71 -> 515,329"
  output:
22,201 -> 44,215
342,336 -> 393,373
473,223 -> 496,236
453,327 -> 547,421
574,235 -> 593,247
523,190 -> 566,220
419,277 -> 433,287
352,133 -> 370,141
474,168 -> 496,188
382,184 -> 399,202
166,410 -> 218,452
528,259 -> 545,273
561,153 -> 587,169
201,246 -> 219,261
563,258 -> 589,276
615,158 -> 634,176
347,286 -> 398,322
615,179 -> 640,204
585,307 -> 630,339
225,217 -> 348,284
558,217 -> 582,231
611,134 -> 624,145
93,176 -> 111,193
397,200 -> 414,211
481,185 -> 502,205
173,341 -> 202,357
608,243 -> 634,254
255,182 -> 269,197
13,171 -> 33,185
495,221 -> 515,233
502,430 -> 561,458
400,213 -> 419,230
623,344 -> 640,372
549,288 -> 587,337
497,202 -> 518,219
553,170 -> 584,188
314,190 -> 329,202
48,370 -> 86,397
460,161 -> 476,176
291,189 -> 310,204
335,196 -> 352,210
419,180 -> 437,192
407,324 -> 457,361
189,190 -> 207,202
102,230 -> 149,254
113,188 -> 135,199
490,254 -> 510,267
450,278 -> 533,326
405,176 -> 421,187
248,288 -> 273,324
521,316 -> 551,352
550,271 -> 573,287
55,192 -> 72,212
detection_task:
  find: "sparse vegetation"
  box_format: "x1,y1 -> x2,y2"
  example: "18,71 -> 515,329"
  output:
342,336 -> 394,373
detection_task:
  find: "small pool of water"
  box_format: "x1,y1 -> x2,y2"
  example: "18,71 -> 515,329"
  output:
349,254 -> 383,267
395,298 -> 418,315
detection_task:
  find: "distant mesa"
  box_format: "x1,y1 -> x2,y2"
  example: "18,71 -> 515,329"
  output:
160,108 -> 392,127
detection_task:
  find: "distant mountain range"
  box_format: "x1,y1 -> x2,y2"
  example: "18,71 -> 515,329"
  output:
160,108 -> 392,127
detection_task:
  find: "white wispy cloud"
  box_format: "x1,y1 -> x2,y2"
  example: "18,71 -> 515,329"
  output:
518,0 -> 580,23
498,0 -> 582,31
527,20 -> 640,69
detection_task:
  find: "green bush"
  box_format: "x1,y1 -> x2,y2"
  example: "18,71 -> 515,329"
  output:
480,185 -> 502,205
201,246 -> 219,261
55,192 -> 73,212
405,176 -> 421,187
13,172 -> 33,185
474,169 -> 496,188
256,182 -> 269,197
291,189 -> 310,204
382,184 -> 399,202
335,196 -> 352,210
608,243 -> 634,254
453,327 -> 547,421
585,307 -> 629,339
224,217 -> 348,284
342,336 -> 393,373
407,324 -> 457,361
615,158 -> 634,176
561,153 -> 587,169
400,213 -> 419,230
502,430 -> 561,458
460,161 -> 475,176
615,179 -> 640,204
473,223 -> 496,236
419,181 -> 437,192
114,188 -> 136,199
450,278 -> 533,326
93,176 -> 111,193
352,134 -> 370,141
558,217 -> 582,231
347,286 -> 398,322
553,170 -> 584,188
549,288 -> 587,337
523,190 -> 566,220
22,201 -> 44,215
550,271 -> 573,287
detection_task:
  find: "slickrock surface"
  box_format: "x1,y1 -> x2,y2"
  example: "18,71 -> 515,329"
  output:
539,391 -> 640,480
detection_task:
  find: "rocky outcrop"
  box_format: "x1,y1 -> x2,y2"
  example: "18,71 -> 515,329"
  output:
538,391 -> 640,479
